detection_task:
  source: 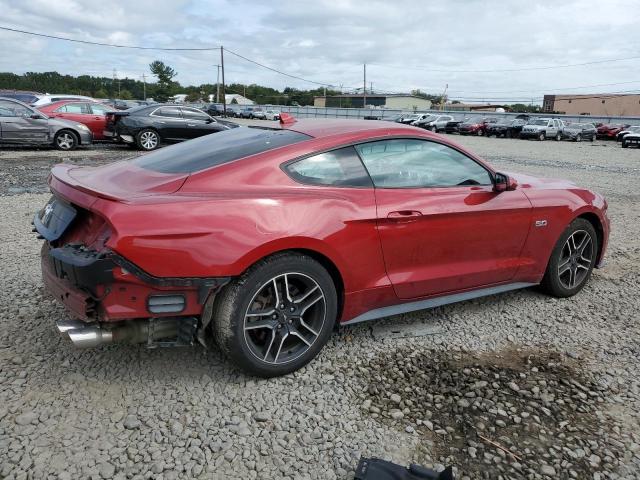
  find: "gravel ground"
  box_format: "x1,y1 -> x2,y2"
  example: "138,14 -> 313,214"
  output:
0,130 -> 639,479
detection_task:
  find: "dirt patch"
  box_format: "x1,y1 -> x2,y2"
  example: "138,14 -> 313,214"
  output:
358,347 -> 625,479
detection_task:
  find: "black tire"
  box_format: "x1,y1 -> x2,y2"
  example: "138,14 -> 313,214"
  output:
538,132 -> 546,141
477,129 -> 483,136
212,252 -> 337,377
53,130 -> 78,151
575,134 -> 582,142
555,132 -> 562,141
135,128 -> 160,151
539,218 -> 598,298
430,125 -> 437,132
505,130 -> 513,139
622,141 -> 628,148
591,135 -> 596,142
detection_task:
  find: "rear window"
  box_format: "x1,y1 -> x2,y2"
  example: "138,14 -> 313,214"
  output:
132,127 -> 312,174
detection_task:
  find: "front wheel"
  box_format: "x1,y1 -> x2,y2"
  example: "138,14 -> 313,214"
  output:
556,132 -> 562,141
430,125 -> 437,132
53,130 -> 78,151
212,253 -> 337,377
477,129 -> 483,136
540,218 -> 598,298
576,134 -> 582,142
538,132 -> 546,141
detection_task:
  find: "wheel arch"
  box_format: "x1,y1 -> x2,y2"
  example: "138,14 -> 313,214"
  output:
54,128 -> 79,143
576,211 -> 605,264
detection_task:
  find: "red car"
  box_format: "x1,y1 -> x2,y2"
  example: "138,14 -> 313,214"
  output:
596,123 -> 627,140
34,117 -> 610,377
38,100 -> 115,140
457,117 -> 497,136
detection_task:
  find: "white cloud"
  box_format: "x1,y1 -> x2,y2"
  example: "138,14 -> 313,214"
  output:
0,0 -> 638,101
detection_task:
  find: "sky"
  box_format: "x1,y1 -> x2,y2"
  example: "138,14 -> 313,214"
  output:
0,0 -> 639,103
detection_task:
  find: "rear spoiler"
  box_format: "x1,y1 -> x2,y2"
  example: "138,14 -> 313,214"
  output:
50,164 -> 122,203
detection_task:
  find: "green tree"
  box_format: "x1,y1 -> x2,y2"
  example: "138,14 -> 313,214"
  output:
119,89 -> 133,100
149,60 -> 178,102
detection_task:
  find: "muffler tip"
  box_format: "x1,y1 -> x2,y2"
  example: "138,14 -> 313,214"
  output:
66,328 -> 114,348
56,319 -> 88,333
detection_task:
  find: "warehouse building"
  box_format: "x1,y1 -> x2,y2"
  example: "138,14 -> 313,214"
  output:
543,93 -> 640,116
314,94 -> 431,110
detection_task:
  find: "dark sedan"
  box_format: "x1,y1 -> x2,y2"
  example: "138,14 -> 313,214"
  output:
486,118 -> 528,138
105,104 -> 238,150
561,123 -> 597,142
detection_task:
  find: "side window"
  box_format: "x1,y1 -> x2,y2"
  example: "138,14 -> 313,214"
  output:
0,100 -> 31,117
90,104 -> 111,115
57,103 -> 90,114
153,107 -> 182,118
285,146 -> 373,187
355,139 -> 492,188
181,108 -> 210,120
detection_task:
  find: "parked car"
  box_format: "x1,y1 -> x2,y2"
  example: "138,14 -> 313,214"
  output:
205,104 -> 225,116
413,114 -> 454,132
561,123 -> 597,142
616,125 -> 640,142
224,105 -> 241,118
520,118 -> 564,141
31,94 -> 96,107
621,133 -> 640,148
37,100 -> 115,140
250,108 -> 267,120
0,97 -> 92,150
111,99 -> 140,110
104,104 -> 235,150
35,118 -> 609,377
485,118 -> 528,138
397,113 -> 434,125
264,109 -> 281,120
443,117 -> 466,134
0,89 -> 41,105
458,117 -> 497,136
239,107 -> 261,119
596,123 -> 627,140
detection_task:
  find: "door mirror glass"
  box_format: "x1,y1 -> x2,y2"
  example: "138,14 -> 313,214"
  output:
494,172 -> 518,192
30,113 -> 44,119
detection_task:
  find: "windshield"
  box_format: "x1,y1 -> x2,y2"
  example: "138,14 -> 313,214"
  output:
530,119 -> 548,126
132,127 -> 311,174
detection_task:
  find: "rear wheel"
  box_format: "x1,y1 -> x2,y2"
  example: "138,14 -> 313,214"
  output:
622,141 -> 628,148
53,130 -> 78,151
430,125 -> 437,132
555,132 -> 562,141
136,129 -> 160,151
505,129 -> 513,139
576,134 -> 582,142
540,218 -> 597,298
538,132 -> 546,141
212,253 -> 337,377
477,129 -> 483,136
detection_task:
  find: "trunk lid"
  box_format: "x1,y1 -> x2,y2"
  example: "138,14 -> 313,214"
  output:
51,161 -> 188,202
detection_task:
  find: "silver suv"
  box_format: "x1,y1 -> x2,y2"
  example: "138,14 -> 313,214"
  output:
520,118 -> 564,141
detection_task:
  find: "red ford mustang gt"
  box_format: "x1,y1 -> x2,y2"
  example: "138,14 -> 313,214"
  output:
34,117 -> 610,376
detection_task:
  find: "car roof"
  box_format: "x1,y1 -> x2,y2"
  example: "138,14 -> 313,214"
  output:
284,118 -> 424,138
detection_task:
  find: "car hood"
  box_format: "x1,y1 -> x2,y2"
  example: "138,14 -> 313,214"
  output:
505,171 -> 577,190
47,117 -> 87,130
51,161 -> 188,201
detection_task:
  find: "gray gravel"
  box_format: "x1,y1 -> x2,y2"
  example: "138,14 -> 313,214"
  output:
0,131 -> 639,479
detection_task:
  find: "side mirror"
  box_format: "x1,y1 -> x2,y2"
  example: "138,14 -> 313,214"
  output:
205,117 -> 214,123
494,172 -> 518,192
30,113 -> 43,119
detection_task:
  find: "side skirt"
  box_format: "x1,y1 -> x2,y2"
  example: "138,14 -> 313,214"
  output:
341,282 -> 536,326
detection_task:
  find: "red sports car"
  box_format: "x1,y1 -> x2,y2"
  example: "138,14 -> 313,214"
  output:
34,117 -> 610,377
38,100 -> 115,140
596,123 -> 627,140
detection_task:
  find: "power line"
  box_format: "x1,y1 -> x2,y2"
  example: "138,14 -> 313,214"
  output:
0,25 -> 220,51
368,55 -> 640,74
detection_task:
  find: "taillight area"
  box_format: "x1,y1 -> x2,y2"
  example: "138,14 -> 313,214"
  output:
58,206 -> 112,251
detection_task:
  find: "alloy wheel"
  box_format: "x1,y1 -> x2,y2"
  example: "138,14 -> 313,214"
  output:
140,131 -> 158,150
557,229 -> 593,289
56,132 -> 74,150
243,273 -> 326,365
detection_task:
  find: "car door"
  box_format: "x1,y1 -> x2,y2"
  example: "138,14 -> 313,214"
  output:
149,106 -> 186,140
180,107 -> 226,139
87,104 -> 113,140
0,99 -> 48,143
547,120 -> 557,136
51,102 -> 90,125
355,138 -> 532,299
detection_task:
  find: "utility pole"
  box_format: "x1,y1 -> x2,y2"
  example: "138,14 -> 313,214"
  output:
112,68 -> 116,98
220,46 -> 226,116
370,82 -> 372,94
214,64 -> 220,103
363,63 -> 367,109
142,73 -> 146,100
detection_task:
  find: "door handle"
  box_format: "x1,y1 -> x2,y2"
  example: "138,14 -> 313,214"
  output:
387,210 -> 423,221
